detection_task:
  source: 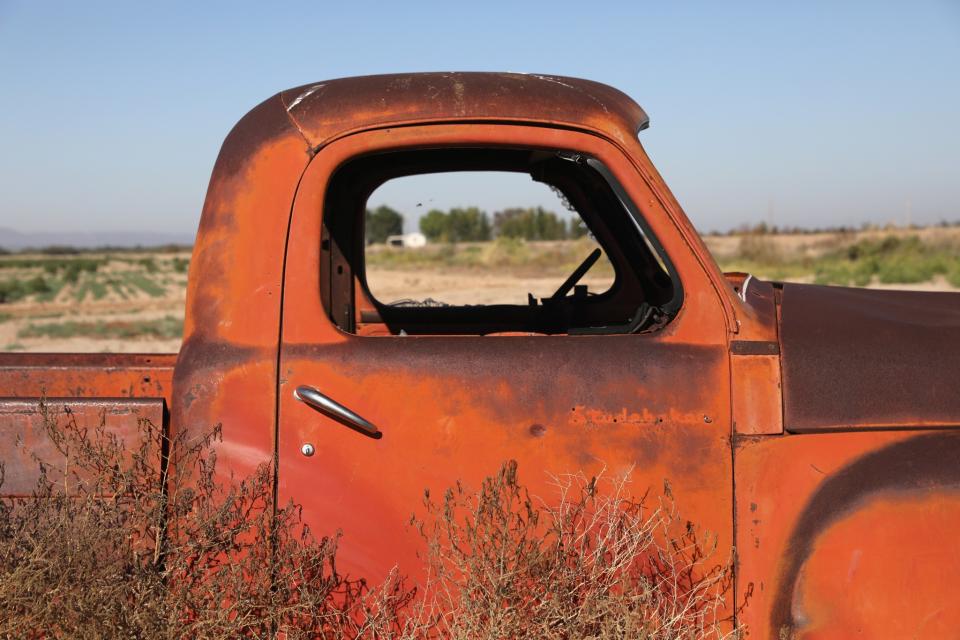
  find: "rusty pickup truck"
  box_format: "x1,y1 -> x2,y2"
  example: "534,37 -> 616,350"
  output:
2,73 -> 959,638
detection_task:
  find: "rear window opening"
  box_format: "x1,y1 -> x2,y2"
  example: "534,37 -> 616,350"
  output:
320,147 -> 681,336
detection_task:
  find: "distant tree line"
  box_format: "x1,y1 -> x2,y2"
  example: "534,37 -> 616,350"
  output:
366,205 -> 590,243
420,208 -> 492,242
410,207 -> 587,243
494,207 -> 589,241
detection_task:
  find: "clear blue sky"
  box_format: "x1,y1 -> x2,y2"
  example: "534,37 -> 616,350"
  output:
1,0 -> 958,236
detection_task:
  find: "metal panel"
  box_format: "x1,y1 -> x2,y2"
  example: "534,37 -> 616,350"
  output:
735,430 -> 960,638
732,354 -> 783,436
0,353 -> 175,402
280,72 -> 649,150
0,397 -> 165,496
780,283 -> 960,431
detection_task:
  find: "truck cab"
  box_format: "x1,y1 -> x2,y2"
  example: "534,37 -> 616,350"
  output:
4,73 -> 960,639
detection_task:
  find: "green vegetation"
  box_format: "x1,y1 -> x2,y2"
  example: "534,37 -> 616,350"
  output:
0,257 -> 104,278
0,275 -> 54,303
125,273 -> 166,297
171,257 -> 189,273
365,205 -> 404,244
415,206 -> 589,243
18,316 -> 183,341
949,264 -> 960,289
716,233 -> 960,287
495,207 -> 571,240
108,279 -> 130,299
33,279 -> 65,303
420,207 -> 493,242
0,252 -> 181,304
0,313 -> 12,324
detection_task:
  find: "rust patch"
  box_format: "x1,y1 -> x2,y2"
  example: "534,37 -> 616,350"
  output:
280,72 -> 648,150
730,340 -> 780,356
528,423 -> 547,438
780,283 -> 960,431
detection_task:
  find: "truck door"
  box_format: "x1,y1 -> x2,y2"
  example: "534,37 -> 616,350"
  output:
277,124 -> 734,589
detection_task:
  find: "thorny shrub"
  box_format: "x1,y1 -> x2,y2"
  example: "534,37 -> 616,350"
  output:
403,461 -> 736,640
0,402 -> 408,639
0,402 -> 736,639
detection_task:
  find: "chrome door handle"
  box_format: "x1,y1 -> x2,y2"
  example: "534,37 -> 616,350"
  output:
294,385 -> 382,439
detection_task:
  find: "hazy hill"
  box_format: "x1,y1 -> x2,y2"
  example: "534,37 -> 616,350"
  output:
0,227 -> 194,251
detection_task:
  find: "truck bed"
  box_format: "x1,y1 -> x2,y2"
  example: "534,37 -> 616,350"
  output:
0,352 -> 176,497
0,352 -> 177,402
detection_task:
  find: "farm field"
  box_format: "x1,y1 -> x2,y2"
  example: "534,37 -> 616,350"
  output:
0,250 -> 189,353
1,225 -> 959,352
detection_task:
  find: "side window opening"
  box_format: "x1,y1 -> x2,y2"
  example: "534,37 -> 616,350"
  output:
320,148 -> 681,336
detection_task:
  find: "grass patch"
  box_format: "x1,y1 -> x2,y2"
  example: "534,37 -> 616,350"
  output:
33,278 -> 65,303
0,275 -> 54,303
72,280 -> 93,302
949,264 -> 960,289
0,313 -> 12,324
367,237 -> 615,277
125,273 -> 166,297
0,257 -> 104,272
108,279 -> 129,299
90,280 -> 108,300
17,316 -> 183,341
714,233 -> 960,287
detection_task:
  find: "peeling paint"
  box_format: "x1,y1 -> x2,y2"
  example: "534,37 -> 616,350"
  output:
285,83 -> 325,112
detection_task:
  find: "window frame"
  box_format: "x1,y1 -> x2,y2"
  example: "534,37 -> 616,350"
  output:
281,123 -> 737,349
321,145 -> 683,337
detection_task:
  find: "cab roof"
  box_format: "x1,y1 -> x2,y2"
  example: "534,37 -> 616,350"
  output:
278,72 -> 649,149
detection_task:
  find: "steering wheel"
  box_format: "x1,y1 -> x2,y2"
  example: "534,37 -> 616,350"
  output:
548,248 -> 602,301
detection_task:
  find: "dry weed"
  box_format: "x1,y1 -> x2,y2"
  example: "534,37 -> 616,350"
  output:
400,461 -> 736,640
0,401 -> 410,639
0,405 -> 736,639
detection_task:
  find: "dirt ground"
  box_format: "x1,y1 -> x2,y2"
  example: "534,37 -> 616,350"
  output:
365,269 -> 615,306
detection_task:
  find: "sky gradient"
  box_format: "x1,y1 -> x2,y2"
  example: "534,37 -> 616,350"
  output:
1,0 -> 958,236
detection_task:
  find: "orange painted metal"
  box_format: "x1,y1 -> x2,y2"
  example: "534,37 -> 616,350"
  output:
1,73 -> 958,636
280,73 -> 650,150
731,354 -> 783,437
730,278 -> 783,437
735,431 -> 960,638
0,353 -> 175,402
0,397 -> 164,496
279,123 -> 734,587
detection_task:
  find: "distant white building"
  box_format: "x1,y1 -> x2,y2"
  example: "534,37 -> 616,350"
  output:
386,232 -> 427,248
